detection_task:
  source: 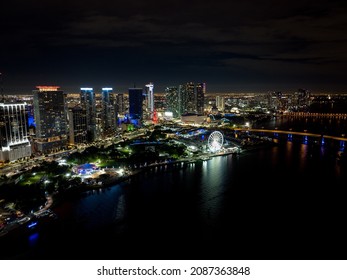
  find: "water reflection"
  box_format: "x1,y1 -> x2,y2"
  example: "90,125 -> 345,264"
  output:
69,184 -> 126,231
28,232 -> 39,247
285,141 -> 293,168
3,138 -> 347,259
200,156 -> 230,225
255,115 -> 347,137
299,143 -> 308,170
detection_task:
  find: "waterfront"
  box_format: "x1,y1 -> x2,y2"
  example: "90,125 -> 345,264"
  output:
1,116 -> 347,260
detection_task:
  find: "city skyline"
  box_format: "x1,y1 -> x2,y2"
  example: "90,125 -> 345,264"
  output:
2,1 -> 347,94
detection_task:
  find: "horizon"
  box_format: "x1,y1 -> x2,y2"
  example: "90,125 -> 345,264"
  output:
2,81 -> 347,96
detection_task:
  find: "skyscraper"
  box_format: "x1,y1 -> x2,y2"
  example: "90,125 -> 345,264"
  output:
196,82 -> 206,115
216,95 -> 225,112
68,105 -> 87,145
33,86 -> 67,153
116,93 -> 125,115
178,82 -> 206,116
128,87 -> 143,120
165,86 -> 180,118
144,82 -> 154,119
101,87 -> 116,136
0,102 -> 31,162
115,93 -> 125,127
80,87 -> 96,142
179,82 -> 196,114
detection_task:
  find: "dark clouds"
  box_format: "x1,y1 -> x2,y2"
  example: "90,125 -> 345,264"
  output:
2,0 -> 347,93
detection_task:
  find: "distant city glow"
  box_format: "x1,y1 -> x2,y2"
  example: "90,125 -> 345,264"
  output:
36,86 -> 60,91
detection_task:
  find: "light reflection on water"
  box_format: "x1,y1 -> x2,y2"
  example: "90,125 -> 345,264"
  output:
2,136 -> 347,259
254,115 -> 347,137
71,183 -> 126,231
28,232 -> 39,247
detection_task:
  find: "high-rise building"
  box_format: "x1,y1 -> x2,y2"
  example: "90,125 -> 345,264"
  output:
144,83 -> 154,119
179,82 -> 196,114
116,93 -> 125,115
109,92 -> 117,130
101,87 -> 116,136
0,102 -> 31,162
80,87 -> 96,142
33,86 -> 67,154
196,82 -> 205,115
115,93 -> 125,126
165,86 -> 180,118
216,96 -> 225,112
177,82 -> 206,116
128,87 -> 143,120
68,105 -> 87,146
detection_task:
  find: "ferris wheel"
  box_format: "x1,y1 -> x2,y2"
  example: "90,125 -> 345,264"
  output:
208,131 -> 224,152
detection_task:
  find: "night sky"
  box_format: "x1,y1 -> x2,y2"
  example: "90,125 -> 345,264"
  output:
2,0 -> 347,94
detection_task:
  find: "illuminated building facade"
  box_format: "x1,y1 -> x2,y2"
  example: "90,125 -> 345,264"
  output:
196,82 -> 205,115
80,87 -> 96,142
144,82 -> 154,119
216,96 -> 225,111
68,105 -> 87,145
115,93 -> 125,126
101,87 -> 116,136
0,102 -> 31,162
165,86 -> 180,118
179,82 -> 196,114
170,82 -> 206,117
116,93 -> 125,115
33,86 -> 67,153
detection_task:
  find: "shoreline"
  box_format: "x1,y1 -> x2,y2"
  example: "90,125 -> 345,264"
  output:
0,142 -> 271,239
43,142 -> 277,201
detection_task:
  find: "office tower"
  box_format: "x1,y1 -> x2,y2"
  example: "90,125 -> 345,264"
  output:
101,87 -> 116,136
128,87 -> 143,120
165,86 -> 180,118
144,82 -> 154,119
116,93 -> 125,115
115,93 -> 124,126
179,82 -> 196,114
95,92 -> 103,139
177,82 -> 206,116
68,105 -> 87,145
80,87 -> 96,142
216,96 -> 225,112
196,82 -> 205,115
0,102 -> 32,162
109,92 -> 117,130
33,86 -> 67,154
178,85 -> 186,115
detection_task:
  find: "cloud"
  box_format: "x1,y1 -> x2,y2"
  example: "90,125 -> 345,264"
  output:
2,0 -> 347,92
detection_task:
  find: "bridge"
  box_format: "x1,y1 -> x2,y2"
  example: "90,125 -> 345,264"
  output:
282,112 -> 347,119
233,128 -> 347,142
